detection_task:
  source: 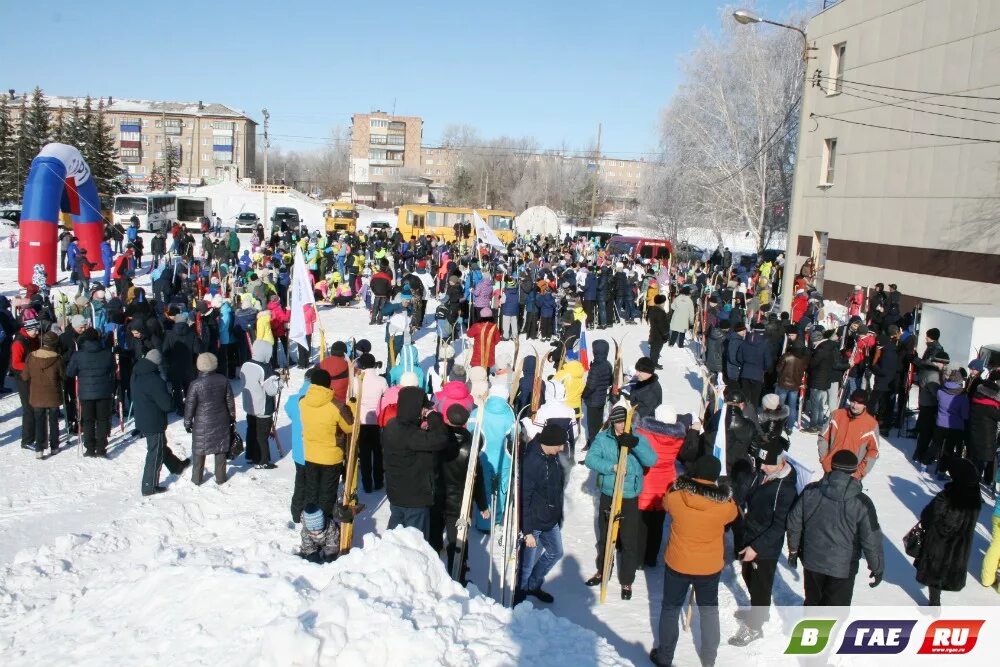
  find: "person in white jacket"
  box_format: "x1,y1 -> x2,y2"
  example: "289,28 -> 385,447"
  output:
667,286 -> 696,348
239,339 -> 282,469
524,379 -> 580,474
356,353 -> 388,492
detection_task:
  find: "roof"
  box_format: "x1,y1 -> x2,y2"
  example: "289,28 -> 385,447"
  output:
924,303 -> 1000,318
5,92 -> 255,122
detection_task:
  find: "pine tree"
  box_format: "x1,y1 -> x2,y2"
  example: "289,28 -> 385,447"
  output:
73,96 -> 95,164
13,98 -> 31,198
22,86 -> 51,162
89,100 -> 124,196
147,163 -> 163,192
0,97 -> 17,203
51,107 -> 66,144
64,102 -> 85,152
162,142 -> 180,192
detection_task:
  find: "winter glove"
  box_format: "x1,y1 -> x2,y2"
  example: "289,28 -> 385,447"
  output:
869,570 -> 883,588
616,433 -> 639,450
787,551 -> 798,570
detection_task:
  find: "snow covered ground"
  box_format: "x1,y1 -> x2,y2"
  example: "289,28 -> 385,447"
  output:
0,243 -> 997,666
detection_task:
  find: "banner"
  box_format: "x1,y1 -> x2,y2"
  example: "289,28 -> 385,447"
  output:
288,246 -> 315,353
472,209 -> 505,252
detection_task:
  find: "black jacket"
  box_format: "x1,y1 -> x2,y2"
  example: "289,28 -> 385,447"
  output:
732,462 -> 798,559
581,340 -> 612,408
914,483 -> 982,591
184,371 -> 235,455
725,404 -> 759,474
807,340 -> 845,390
440,425 -> 488,519
66,339 -> 115,400
382,387 -> 450,507
786,471 -> 884,579
162,321 -> 198,383
967,381 -> 1000,463
870,344 -> 900,391
628,375 -> 661,418
647,307 -> 669,343
130,358 -> 173,434
520,436 -> 565,532
756,405 -> 790,442
705,328 -> 725,374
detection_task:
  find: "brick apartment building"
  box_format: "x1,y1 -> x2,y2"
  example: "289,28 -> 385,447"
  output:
349,111 -> 424,204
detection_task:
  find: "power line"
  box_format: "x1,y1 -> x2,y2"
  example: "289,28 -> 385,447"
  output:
819,84 -> 1000,126
820,76 -> 1000,101
815,75 -> 1000,116
703,96 -> 801,187
809,112 -> 1000,143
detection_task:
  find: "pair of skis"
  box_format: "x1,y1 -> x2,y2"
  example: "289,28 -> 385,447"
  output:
339,372 -> 366,553
497,406 -> 528,607
599,405 -> 636,604
451,399 -> 486,582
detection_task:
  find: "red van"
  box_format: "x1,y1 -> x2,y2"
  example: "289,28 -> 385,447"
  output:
607,235 -> 674,261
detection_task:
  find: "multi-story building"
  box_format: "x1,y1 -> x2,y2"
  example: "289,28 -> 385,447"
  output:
349,111 -> 423,204
784,0 -> 1000,309
6,92 -> 256,185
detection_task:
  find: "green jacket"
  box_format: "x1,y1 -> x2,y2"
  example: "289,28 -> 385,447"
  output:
584,429 -> 657,499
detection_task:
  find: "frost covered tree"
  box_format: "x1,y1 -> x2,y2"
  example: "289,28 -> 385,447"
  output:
162,144 -> 180,192
638,161 -> 691,245
89,100 -> 125,196
20,87 -> 51,166
0,97 -> 17,203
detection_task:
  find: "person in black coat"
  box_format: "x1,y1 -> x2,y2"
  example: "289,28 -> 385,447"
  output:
184,353 -> 236,486
162,311 -> 199,413
914,458 -> 983,605
705,322 -> 728,376
647,294 -> 670,369
66,329 -> 115,457
439,404 -> 488,582
724,324 -> 746,386
730,438 -> 798,645
867,334 -> 900,435
967,374 -> 1000,479
723,389 -> 759,476
58,314 -> 89,430
806,330 -> 845,433
382,386 -> 450,540
130,350 -> 189,494
581,339 -> 612,447
737,323 -> 773,408
625,357 -> 662,419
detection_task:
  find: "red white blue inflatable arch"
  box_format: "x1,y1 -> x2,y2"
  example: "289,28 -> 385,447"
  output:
18,143 -> 104,286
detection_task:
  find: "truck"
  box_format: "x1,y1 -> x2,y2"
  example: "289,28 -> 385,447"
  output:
176,195 -> 213,231
916,303 -> 1000,367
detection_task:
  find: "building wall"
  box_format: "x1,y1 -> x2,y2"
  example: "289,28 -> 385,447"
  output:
789,0 -> 1000,308
349,112 -> 423,202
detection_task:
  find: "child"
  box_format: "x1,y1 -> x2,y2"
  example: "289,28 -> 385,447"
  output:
298,503 -> 353,563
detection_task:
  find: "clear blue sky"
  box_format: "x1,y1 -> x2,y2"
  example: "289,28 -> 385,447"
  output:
3,0 -> 805,157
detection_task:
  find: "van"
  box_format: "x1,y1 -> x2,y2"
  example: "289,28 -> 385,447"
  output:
607,235 -> 674,262
271,207 -> 300,233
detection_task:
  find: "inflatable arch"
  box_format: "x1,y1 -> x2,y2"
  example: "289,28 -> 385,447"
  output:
18,143 -> 104,287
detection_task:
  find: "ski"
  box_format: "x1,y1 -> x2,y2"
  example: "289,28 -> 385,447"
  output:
339,372 -> 366,553
599,405 -> 635,604
796,372 -> 807,430
530,345 -> 545,413
269,385 -> 286,457
500,408 -> 528,607
611,336 -> 624,397
452,398 -> 486,582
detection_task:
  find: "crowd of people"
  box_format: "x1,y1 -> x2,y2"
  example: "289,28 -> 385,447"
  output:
5,218 -> 999,667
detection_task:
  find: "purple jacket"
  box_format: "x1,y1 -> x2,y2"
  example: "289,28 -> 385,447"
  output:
936,383 -> 969,429
472,278 -> 493,309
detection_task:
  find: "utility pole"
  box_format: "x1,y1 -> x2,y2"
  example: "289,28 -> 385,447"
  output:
262,108 -> 270,231
589,122 -> 601,226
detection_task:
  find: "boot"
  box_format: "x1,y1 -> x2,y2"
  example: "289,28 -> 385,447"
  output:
585,573 -> 602,587
728,622 -> 764,647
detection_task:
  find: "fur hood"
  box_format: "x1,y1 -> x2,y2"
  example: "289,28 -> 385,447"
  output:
671,475 -> 734,503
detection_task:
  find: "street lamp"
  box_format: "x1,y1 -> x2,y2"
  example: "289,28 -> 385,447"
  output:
733,8 -> 813,310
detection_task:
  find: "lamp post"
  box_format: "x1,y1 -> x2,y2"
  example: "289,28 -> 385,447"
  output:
733,9 -> 813,310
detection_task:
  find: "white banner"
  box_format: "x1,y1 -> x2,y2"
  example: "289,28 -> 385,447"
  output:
288,246 -> 315,353
472,209 -> 506,252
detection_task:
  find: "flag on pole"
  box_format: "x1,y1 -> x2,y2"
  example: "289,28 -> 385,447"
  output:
288,246 -> 315,353
471,209 -> 505,252
567,327 -> 591,370
711,402 -> 728,465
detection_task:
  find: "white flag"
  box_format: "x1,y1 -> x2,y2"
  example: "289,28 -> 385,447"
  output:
288,246 -> 315,353
472,209 -> 506,252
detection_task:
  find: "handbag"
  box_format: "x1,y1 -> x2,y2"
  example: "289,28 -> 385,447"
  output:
227,427 -> 245,461
903,522 -> 924,559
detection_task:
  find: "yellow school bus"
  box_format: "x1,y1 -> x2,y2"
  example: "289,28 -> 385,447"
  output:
324,202 -> 358,233
396,205 -> 516,244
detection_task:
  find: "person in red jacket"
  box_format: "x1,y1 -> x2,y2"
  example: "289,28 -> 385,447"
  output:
11,317 -> 41,449
790,289 -> 808,324
466,307 -> 499,370
636,404 -> 687,566
319,341 -> 351,403
266,295 -> 290,367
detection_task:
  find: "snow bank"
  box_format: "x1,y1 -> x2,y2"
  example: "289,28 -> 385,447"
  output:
262,528 -> 628,667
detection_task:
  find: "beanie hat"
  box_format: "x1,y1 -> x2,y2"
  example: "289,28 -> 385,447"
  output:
856,324 -> 869,335
400,371 -> 420,387
609,405 -> 629,424
196,352 -> 218,373
635,357 -> 656,374
761,393 -> 780,411
71,314 -> 88,329
655,404 -> 677,425
22,317 -> 39,331
488,384 -> 509,400
784,324 -> 798,335
849,389 -> 868,404
831,450 -> 859,473
540,423 -> 567,446
311,368 -> 332,388
755,436 -> 789,466
330,341 -> 347,356
302,504 -> 325,531
925,328 -> 940,341
41,332 -> 59,349
653,294 -> 667,305
358,353 -> 377,370
145,349 -> 163,366
480,307 -> 493,318
688,455 -> 722,482
809,329 -> 824,344
450,365 -> 467,382
733,323 -> 747,333
355,339 -> 372,355
446,403 -> 470,427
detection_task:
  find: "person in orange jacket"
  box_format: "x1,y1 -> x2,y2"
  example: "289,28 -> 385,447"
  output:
818,389 -> 880,479
467,307 -> 499,370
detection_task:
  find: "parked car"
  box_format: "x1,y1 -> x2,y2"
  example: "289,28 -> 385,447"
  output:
368,220 -> 392,233
236,212 -> 260,232
0,206 -> 22,227
271,207 -> 300,233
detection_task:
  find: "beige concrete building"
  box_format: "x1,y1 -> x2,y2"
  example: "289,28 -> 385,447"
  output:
6,92 -> 256,186
349,111 -> 423,204
787,0 -> 1000,310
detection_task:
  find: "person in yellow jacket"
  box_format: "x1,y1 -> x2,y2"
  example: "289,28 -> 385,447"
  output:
554,359 -> 586,414
300,368 -> 355,518
255,310 -> 275,345
646,278 -> 660,308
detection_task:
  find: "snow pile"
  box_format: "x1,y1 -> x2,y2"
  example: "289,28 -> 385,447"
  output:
191,181 -> 328,230
823,299 -> 849,329
262,528 -> 628,667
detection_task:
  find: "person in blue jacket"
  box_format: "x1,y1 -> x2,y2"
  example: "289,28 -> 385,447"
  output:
536,284 -> 556,341
100,239 -> 115,288
218,299 -> 236,378
737,321 -> 773,409
515,423 -> 568,605
285,370 -> 312,523
500,278 -> 520,341
583,404 -> 657,600
724,323 -> 746,386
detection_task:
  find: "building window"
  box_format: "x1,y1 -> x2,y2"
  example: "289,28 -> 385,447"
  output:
202,138 -> 209,145
386,134 -> 404,146
202,168 -> 210,176
371,166 -> 383,175
370,119 -> 388,129
370,134 -> 387,145
156,151 -> 163,159
156,136 -> 162,144
120,131 -> 140,142
369,149 -> 387,160
829,42 -> 846,95
425,158 -> 434,165
202,153 -> 210,161
821,138 -> 837,186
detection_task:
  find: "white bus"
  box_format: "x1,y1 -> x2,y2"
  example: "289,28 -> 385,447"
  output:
176,195 -> 213,232
113,193 -> 177,233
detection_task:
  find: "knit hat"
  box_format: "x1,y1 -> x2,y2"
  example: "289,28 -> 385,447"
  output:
450,365 -> 467,382
400,371 -> 420,387
688,455 -> 722,482
446,403 -> 470,427
932,351 -> 950,364
480,307 -> 493,318
488,384 -> 509,400
609,405 -> 629,424
69,314 -> 87,329
635,357 -> 655,374
302,504 -> 325,531
848,389 -> 868,404
41,331 -> 59,349
330,341 -> 347,356
755,436 -> 789,466
830,450 -> 859,473
539,423 -> 567,446
761,393 -> 780,411
733,323 -> 747,333
948,457 -> 979,488
22,317 -> 39,331
784,324 -> 797,335
311,368 -> 331,388
887,324 -> 900,336
146,349 -> 163,366
358,353 -> 377,370
969,358 -> 985,373
196,352 -> 218,373
355,339 -> 372,355
809,329 -> 824,344
925,327 -> 940,341
653,294 -> 666,305
654,404 -> 677,425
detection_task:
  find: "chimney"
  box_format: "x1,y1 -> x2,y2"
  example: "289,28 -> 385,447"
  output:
198,100 -> 204,110
7,89 -> 13,100
108,95 -> 113,105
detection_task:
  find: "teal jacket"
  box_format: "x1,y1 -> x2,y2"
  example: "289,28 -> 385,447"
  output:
584,429 -> 657,499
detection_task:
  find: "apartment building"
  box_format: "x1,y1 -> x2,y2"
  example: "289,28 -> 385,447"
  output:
6,93 -> 256,185
349,111 -> 423,204
785,0 -> 1000,309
